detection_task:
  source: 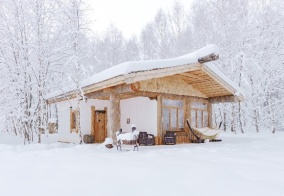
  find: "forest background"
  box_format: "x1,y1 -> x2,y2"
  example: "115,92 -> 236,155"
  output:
0,0 -> 283,143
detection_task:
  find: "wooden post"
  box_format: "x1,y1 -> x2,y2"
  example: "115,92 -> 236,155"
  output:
104,107 -> 108,139
208,103 -> 212,128
91,106 -> 95,136
157,95 -> 162,145
109,91 -> 120,141
184,98 -> 190,134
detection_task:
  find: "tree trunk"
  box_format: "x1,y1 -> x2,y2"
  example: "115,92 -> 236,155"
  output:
253,109 -> 259,133
271,107 -> 276,134
238,102 -> 244,133
231,104 -> 236,133
77,100 -> 82,144
223,112 -> 227,132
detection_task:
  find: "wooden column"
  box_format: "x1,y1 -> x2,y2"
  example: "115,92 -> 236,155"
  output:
104,107 -> 108,138
184,98 -> 190,132
208,103 -> 213,128
156,95 -> 162,145
109,91 -> 120,141
91,106 -> 95,136
188,98 -> 192,124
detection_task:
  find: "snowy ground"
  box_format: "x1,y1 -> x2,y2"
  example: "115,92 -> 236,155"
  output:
1,132 -> 284,196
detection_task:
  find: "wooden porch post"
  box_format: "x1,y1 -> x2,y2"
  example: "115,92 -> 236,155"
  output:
91,106 -> 95,136
208,103 -> 213,128
109,91 -> 120,141
157,95 -> 162,145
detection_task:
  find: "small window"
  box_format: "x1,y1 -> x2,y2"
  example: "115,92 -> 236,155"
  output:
163,99 -> 183,107
191,102 -> 207,110
70,109 -> 78,133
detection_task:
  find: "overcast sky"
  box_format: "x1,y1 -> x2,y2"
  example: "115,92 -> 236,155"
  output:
89,0 -> 193,38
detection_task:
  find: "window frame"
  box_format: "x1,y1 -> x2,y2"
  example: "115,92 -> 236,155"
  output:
70,109 -> 78,133
162,98 -> 185,132
190,101 -> 209,128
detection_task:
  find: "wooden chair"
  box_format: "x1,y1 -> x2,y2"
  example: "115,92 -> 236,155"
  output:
164,131 -> 176,145
138,132 -> 155,146
116,129 -> 139,151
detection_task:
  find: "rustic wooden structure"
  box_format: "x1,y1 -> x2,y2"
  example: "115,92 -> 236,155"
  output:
46,45 -> 244,145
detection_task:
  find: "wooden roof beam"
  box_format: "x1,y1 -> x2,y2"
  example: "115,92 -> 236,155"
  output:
198,53 -> 219,64
209,95 -> 240,103
85,84 -> 136,100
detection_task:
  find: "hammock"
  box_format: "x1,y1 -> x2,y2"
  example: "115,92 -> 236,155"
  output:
186,119 -> 222,142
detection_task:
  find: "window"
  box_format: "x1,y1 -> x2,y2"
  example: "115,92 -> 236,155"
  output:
162,99 -> 184,131
190,101 -> 208,128
70,109 -> 78,133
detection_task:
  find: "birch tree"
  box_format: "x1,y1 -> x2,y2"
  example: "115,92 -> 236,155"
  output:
55,0 -> 92,143
0,0 -> 92,143
0,0 -> 64,143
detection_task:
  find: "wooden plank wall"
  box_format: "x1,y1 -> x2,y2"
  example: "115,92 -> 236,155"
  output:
139,77 -> 207,98
176,134 -> 190,144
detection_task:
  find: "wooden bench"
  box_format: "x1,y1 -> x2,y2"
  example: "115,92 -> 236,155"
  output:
116,139 -> 138,151
116,129 -> 139,151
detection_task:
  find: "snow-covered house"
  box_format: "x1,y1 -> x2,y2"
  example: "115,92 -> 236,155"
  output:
46,45 -> 245,144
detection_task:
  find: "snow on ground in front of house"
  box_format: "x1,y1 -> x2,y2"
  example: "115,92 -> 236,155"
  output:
1,132 -> 284,196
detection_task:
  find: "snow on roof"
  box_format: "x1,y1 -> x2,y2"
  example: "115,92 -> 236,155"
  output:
46,44 -> 244,100
80,44 -> 219,87
177,44 -> 219,59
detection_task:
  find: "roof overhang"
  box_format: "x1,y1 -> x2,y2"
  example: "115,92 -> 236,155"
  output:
46,62 -> 244,104
46,45 -> 245,104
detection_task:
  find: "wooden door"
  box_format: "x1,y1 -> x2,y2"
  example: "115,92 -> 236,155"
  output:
94,110 -> 106,142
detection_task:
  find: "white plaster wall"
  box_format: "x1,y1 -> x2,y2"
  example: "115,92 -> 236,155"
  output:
120,97 -> 157,135
55,96 -> 157,143
57,99 -> 80,143
56,98 -> 110,143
